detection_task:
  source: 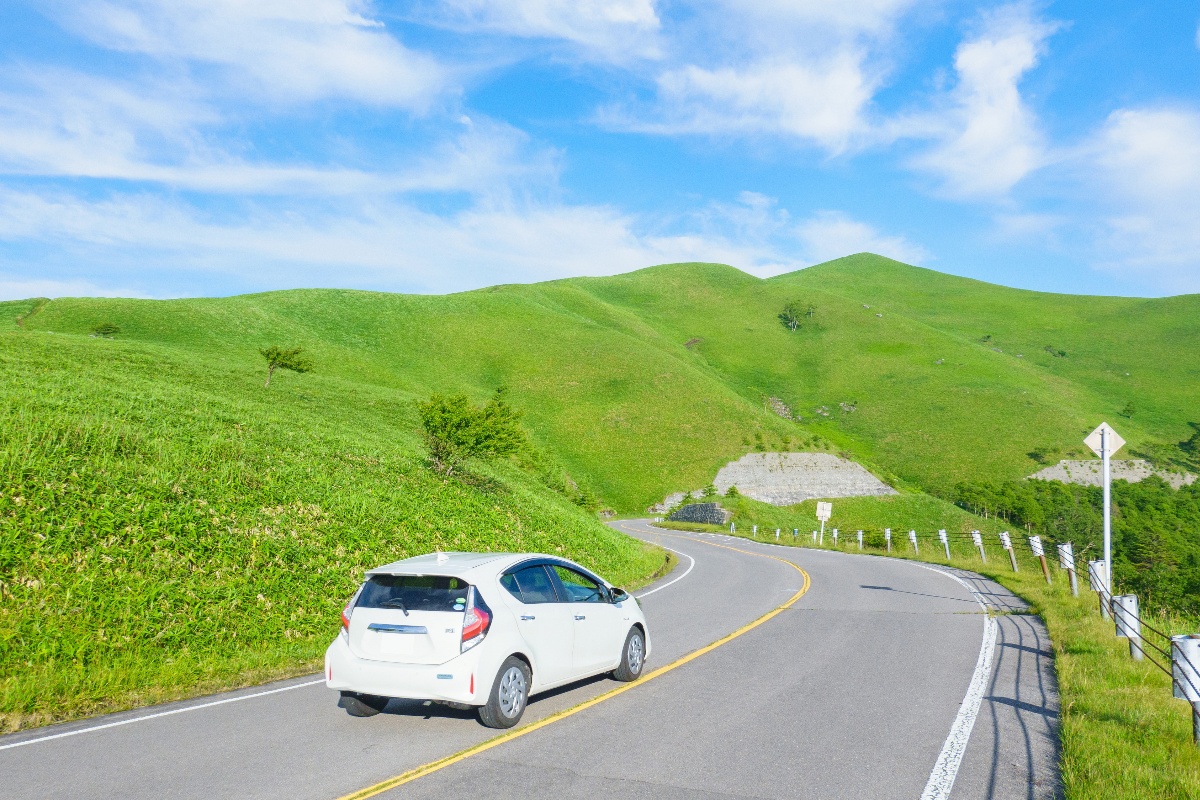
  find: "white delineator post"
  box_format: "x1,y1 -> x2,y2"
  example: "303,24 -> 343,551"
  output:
1058,543 -> 1079,597
885,528 -> 892,552
752,524 -> 757,537
730,522 -> 735,533
939,529 -> 950,561
775,528 -> 780,541
1085,422 -> 1125,598
909,530 -> 918,554
1000,531 -> 1017,572
972,531 -> 986,563
1112,594 -> 1143,661
1171,634 -> 1200,746
833,528 -> 839,547
857,530 -> 863,550
1030,535 -> 1051,584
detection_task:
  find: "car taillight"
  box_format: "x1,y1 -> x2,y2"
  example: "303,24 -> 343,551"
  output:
341,599 -> 353,633
461,588 -> 492,653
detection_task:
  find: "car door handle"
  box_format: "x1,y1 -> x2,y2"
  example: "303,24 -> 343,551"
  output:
520,615 -> 536,621
574,615 -> 586,621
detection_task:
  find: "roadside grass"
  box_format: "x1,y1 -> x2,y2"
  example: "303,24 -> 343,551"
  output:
0,333 -> 665,733
658,495 -> 1200,800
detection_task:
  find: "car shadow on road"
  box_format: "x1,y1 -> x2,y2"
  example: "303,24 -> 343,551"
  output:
371,673 -> 616,726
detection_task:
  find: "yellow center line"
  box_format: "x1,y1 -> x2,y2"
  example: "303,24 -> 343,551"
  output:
335,524 -> 810,800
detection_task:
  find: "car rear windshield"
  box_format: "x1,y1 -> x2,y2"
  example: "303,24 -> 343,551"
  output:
356,575 -> 471,612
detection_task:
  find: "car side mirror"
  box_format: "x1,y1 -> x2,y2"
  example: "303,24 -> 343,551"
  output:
610,588 -> 630,603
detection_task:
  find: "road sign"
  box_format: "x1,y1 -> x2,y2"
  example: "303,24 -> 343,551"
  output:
1085,422 -> 1125,457
816,502 -> 832,521
1085,422 -> 1123,594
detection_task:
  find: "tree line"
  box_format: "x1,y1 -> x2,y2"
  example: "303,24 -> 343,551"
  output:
954,477 -> 1200,615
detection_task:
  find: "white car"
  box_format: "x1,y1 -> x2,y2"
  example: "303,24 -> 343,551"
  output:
325,552 -> 651,728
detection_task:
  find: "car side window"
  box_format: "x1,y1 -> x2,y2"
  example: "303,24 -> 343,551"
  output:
550,565 -> 607,603
505,565 -> 560,604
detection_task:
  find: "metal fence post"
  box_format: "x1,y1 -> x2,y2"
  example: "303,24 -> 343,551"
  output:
1058,543 -> 1078,597
1172,635 -> 1200,746
1113,594 -> 1143,661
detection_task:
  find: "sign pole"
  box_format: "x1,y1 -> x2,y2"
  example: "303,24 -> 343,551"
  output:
1102,426 -> 1112,595
1085,423 -> 1123,597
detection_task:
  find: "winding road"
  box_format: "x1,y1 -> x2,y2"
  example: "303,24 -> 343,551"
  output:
0,521 -> 1060,799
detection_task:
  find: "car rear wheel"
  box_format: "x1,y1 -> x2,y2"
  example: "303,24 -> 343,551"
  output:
612,627 -> 645,682
478,656 -> 530,729
339,691 -> 388,717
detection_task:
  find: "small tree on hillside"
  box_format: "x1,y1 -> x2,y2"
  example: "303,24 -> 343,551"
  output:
778,301 -> 803,332
260,346 -> 312,387
417,388 -> 526,475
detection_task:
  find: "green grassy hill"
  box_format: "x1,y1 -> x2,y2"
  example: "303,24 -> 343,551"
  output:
13,255 -> 1196,510
4,253 -> 1198,729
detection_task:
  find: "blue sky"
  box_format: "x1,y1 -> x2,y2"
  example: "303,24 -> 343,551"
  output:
1,1 -> 1199,300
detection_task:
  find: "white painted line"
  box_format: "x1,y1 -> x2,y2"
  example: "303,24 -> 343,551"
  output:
635,544 -> 695,599
0,678 -> 325,751
913,563 -> 999,800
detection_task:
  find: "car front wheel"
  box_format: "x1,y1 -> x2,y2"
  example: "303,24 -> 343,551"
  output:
612,627 -> 645,682
478,656 -> 531,729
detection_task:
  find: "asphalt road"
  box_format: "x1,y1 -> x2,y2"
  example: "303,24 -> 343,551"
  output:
0,520 -> 1059,799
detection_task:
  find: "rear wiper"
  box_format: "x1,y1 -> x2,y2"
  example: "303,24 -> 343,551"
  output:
380,598 -> 410,616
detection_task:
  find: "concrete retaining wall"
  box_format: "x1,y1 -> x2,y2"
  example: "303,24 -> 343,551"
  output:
1029,459 -> 1196,489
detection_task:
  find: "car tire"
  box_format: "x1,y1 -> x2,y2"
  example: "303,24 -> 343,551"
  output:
340,691 -> 388,717
612,627 -> 645,682
478,656 -> 531,729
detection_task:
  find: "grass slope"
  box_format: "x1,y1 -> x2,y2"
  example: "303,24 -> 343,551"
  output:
0,332 -> 664,731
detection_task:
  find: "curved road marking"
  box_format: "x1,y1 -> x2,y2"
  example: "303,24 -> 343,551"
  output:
336,534 -> 810,800
629,539 -> 695,599
0,679 -> 325,752
909,563 -> 998,800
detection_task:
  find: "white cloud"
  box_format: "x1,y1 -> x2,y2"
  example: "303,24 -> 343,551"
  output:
62,0 -> 449,108
1087,107 -> 1200,292
618,56 -> 876,151
599,0 -> 920,151
434,0 -> 661,60
0,187 -> 816,294
795,210 -> 927,265
0,68 -> 550,196
0,277 -> 151,301
908,3 -> 1058,197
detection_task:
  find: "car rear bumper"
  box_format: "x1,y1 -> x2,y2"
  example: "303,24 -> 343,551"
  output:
325,634 -> 485,704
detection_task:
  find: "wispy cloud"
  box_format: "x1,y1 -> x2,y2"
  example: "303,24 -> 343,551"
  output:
431,0 -> 662,61
907,3 -> 1059,198
795,210 -> 927,265
1086,107 -> 1200,292
60,0 -> 451,108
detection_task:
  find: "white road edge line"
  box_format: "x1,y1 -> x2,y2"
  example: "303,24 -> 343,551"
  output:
0,678 -> 325,751
913,564 -> 999,800
633,544 -> 695,599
